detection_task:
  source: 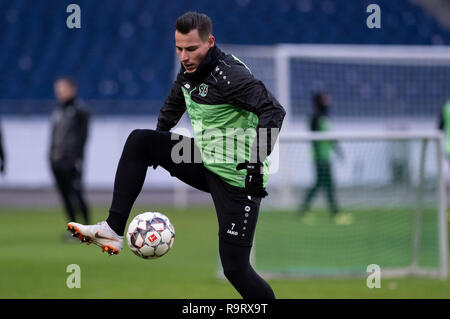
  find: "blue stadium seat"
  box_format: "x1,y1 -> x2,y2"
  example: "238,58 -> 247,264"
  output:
0,0 -> 449,115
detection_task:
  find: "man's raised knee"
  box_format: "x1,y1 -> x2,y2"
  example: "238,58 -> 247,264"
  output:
123,129 -> 158,158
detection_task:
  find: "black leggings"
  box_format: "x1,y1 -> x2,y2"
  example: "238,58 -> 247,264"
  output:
301,159 -> 339,215
107,129 -> 275,299
219,240 -> 275,299
51,160 -> 90,224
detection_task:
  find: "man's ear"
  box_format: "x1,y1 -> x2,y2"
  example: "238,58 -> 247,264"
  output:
209,35 -> 215,48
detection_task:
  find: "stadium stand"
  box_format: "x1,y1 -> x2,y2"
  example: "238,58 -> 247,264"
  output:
0,0 -> 449,115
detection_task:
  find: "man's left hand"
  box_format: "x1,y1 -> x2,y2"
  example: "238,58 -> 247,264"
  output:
236,161 -> 268,198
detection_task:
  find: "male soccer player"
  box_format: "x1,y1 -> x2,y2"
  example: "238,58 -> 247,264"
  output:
50,77 -> 91,228
0,119 -> 5,175
67,12 -> 285,299
438,99 -> 450,212
299,92 -> 351,225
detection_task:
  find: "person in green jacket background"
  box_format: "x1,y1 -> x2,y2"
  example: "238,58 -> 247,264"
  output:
438,99 -> 450,158
438,98 -> 450,219
300,92 -> 351,225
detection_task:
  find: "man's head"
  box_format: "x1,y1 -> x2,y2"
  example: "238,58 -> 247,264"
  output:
175,11 -> 215,73
54,77 -> 77,103
313,92 -> 330,114
313,92 -> 329,107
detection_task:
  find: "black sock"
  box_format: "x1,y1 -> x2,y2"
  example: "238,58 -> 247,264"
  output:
106,210 -> 127,236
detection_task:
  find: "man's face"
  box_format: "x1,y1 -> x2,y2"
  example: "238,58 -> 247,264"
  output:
320,94 -> 330,106
175,29 -> 214,73
54,80 -> 76,103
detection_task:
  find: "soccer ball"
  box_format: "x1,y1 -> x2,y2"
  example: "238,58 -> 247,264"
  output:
126,212 -> 175,259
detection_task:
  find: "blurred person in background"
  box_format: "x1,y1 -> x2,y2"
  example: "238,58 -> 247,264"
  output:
50,77 -> 91,236
438,98 -> 450,218
0,120 -> 5,175
299,92 -> 351,225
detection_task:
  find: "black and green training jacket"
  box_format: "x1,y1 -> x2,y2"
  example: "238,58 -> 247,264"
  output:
156,45 -> 286,188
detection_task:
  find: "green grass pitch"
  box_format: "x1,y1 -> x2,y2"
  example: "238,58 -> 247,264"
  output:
0,206 -> 449,298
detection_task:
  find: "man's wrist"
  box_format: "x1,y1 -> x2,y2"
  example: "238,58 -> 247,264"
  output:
246,161 -> 264,174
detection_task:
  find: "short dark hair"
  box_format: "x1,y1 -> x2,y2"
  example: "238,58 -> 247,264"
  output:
175,11 -> 213,41
313,92 -> 327,108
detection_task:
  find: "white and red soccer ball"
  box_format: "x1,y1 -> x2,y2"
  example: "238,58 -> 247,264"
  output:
126,212 -> 175,259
